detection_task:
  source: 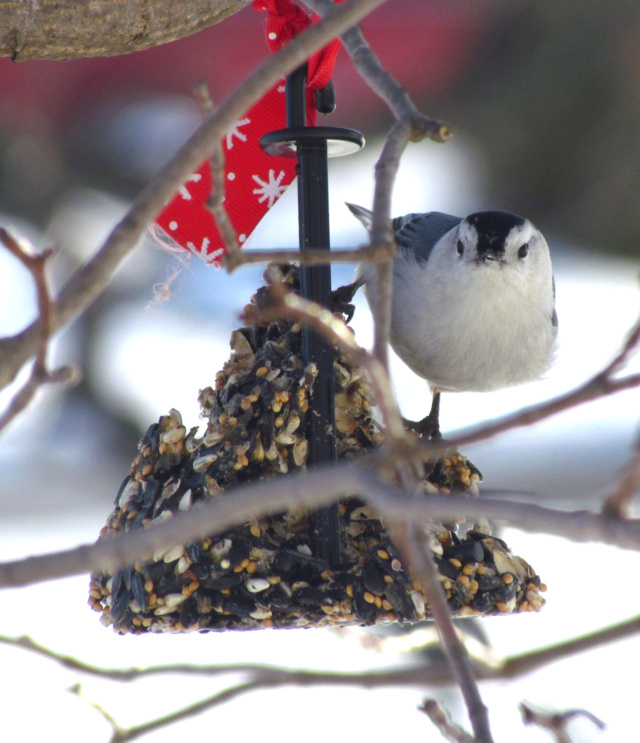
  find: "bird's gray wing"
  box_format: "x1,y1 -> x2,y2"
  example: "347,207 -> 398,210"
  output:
393,212 -> 462,263
346,203 -> 462,263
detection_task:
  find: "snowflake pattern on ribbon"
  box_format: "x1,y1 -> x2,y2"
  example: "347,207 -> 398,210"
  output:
156,82 -> 297,265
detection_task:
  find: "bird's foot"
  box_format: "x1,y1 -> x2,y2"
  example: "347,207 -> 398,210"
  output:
330,277 -> 365,323
403,414 -> 442,441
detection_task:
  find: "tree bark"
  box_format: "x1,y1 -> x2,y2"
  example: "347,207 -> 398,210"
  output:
0,0 -> 251,61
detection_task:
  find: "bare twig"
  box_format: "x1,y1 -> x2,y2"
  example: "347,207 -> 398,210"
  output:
419,700 -> 477,743
602,433 -> 640,518
369,119 -> 414,370
68,685 -> 124,740
0,229 -> 76,433
0,0 -> 389,394
223,244 -> 392,271
520,702 -> 605,743
6,611 -> 640,686
305,0 -> 453,143
70,680 -> 271,743
193,81 -> 240,259
396,523 -> 493,743
5,612 -> 640,694
497,613 -> 640,679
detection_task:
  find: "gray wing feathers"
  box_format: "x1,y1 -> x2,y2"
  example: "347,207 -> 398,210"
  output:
347,203 -> 461,264
394,212 -> 462,262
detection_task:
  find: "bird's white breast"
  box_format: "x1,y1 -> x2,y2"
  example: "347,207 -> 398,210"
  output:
387,249 -> 557,392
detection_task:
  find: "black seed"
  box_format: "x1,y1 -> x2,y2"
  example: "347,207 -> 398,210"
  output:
471,592 -> 494,613
476,574 -> 502,591
194,564 -> 210,580
224,595 -> 256,616
226,538 -> 251,567
436,558 -> 461,581
384,582 -> 417,622
154,452 -> 182,474
448,583 -> 468,609
274,549 -> 328,579
136,479 -> 160,519
111,569 -> 126,601
114,476 -> 133,506
155,574 -> 183,595
180,600 -> 200,628
293,587 -> 329,607
208,573 -> 244,590
352,584 -> 376,623
130,571 -> 147,611
362,560 -> 386,595
443,541 -> 484,563
259,410 -> 275,449
492,578 -> 517,603
110,588 -> 132,624
269,590 -> 292,610
187,542 -> 203,563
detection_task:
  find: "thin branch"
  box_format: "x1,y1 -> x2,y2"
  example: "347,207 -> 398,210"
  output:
0,229 -> 76,433
419,700 -> 476,743
0,0 -> 389,394
520,702 -> 605,743
70,680 -> 269,743
193,81 -> 240,259
306,0 -> 453,143
4,610 -> 640,706
223,243 -> 392,271
369,119 -> 413,370
5,612 -> 640,686
497,613 -> 640,679
602,432 -> 640,518
68,684 -> 125,740
5,460 -> 640,589
396,523 -> 493,743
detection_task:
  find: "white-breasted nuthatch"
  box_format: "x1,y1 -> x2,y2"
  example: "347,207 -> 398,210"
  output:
347,203 -> 558,437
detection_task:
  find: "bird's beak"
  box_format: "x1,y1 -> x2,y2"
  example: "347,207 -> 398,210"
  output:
476,246 -> 506,264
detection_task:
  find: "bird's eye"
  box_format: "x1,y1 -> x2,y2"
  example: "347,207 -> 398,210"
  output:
518,243 -> 530,259
456,240 -> 464,256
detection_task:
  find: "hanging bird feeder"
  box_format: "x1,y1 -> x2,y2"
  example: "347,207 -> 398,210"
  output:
89,3 -> 546,634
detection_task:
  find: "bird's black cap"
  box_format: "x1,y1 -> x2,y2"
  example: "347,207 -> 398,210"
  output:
466,211 -> 526,258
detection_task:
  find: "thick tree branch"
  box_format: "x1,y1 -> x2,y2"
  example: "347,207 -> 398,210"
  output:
3,458 -> 640,590
0,0 -> 251,61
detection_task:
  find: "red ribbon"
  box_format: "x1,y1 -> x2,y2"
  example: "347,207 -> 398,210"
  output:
155,0 -> 342,265
254,0 -> 342,103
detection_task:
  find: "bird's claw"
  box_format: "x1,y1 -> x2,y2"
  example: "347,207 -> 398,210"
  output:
402,415 -> 442,440
331,278 -> 365,324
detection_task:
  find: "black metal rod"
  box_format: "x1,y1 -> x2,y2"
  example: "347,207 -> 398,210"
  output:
286,66 -> 341,566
